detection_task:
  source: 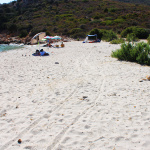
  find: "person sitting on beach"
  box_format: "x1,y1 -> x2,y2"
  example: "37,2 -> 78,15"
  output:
61,42 -> 65,47
40,49 -> 49,56
48,43 -> 52,47
35,50 -> 40,56
40,49 -> 46,56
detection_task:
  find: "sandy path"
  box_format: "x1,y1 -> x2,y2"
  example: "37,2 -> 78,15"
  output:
0,41 -> 150,150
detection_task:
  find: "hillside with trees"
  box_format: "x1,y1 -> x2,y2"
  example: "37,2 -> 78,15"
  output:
112,0 -> 150,6
0,0 -> 150,42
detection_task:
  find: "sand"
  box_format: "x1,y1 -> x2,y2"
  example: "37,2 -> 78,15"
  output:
0,41 -> 150,150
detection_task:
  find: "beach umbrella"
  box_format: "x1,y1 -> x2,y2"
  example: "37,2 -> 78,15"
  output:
31,32 -> 46,44
52,36 -> 61,40
44,36 -> 53,39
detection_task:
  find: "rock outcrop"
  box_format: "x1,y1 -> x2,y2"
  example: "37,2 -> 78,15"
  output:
0,34 -> 32,44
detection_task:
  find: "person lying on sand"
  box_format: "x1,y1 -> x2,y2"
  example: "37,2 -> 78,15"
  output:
40,49 -> 49,56
32,49 -> 49,56
34,50 -> 40,56
40,49 -> 45,56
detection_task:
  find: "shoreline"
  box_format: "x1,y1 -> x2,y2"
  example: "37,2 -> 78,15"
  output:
0,43 -> 25,53
0,41 -> 150,150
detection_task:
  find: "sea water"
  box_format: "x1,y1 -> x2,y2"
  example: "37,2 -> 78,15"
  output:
0,44 -> 24,52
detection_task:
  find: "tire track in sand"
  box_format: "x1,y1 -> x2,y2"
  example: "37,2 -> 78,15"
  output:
47,78 -> 106,150
0,83 -> 80,150
47,46 -> 106,150
0,44 -> 94,150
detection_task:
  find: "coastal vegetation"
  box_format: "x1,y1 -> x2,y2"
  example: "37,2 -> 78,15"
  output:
147,35 -> 150,45
112,0 -> 150,6
111,42 -> 150,66
89,28 -> 117,42
0,0 -> 150,42
121,27 -> 149,39
110,38 -> 125,44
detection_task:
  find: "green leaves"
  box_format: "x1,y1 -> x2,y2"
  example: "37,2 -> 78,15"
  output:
89,28 -> 117,42
0,0 -> 150,39
121,27 -> 149,39
111,42 -> 150,66
147,35 -> 150,44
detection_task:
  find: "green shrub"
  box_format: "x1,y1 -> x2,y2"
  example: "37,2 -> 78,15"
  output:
104,8 -> 108,13
58,14 -> 73,19
109,8 -> 118,13
90,20 -> 101,25
114,18 -> 125,24
147,35 -> 150,44
121,27 -> 149,39
100,21 -> 106,25
105,20 -> 114,26
111,42 -> 150,66
93,12 -> 101,19
70,32 -> 86,39
136,43 -> 150,65
80,24 -> 86,29
126,33 -> 138,42
111,42 -> 133,61
93,15 -> 100,19
89,29 -> 117,42
33,14 -> 41,18
79,18 -> 89,24
89,28 -> 103,39
69,28 -> 82,34
105,17 -> 113,20
68,28 -> 85,39
101,30 -> 117,42
110,38 -> 125,44
29,28 -> 41,37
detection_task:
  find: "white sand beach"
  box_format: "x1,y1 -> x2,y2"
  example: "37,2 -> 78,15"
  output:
0,41 -> 150,150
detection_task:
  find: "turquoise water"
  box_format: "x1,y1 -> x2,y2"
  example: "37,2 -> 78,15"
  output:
0,44 -> 24,52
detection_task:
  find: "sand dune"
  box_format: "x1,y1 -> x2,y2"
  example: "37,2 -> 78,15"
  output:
0,41 -> 150,150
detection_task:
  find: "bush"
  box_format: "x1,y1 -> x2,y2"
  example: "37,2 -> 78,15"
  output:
70,32 -> 86,39
114,18 -> 125,24
136,43 -> 150,65
89,29 -> 117,41
121,26 -> 149,39
105,20 -> 114,26
126,33 -> 138,42
111,42 -> 150,66
69,28 -> 82,34
101,30 -> 117,42
109,8 -> 117,13
147,35 -> 150,44
80,24 -> 86,29
110,38 -> 125,44
89,28 -> 103,39
90,20 -> 101,25
29,28 -> 41,37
